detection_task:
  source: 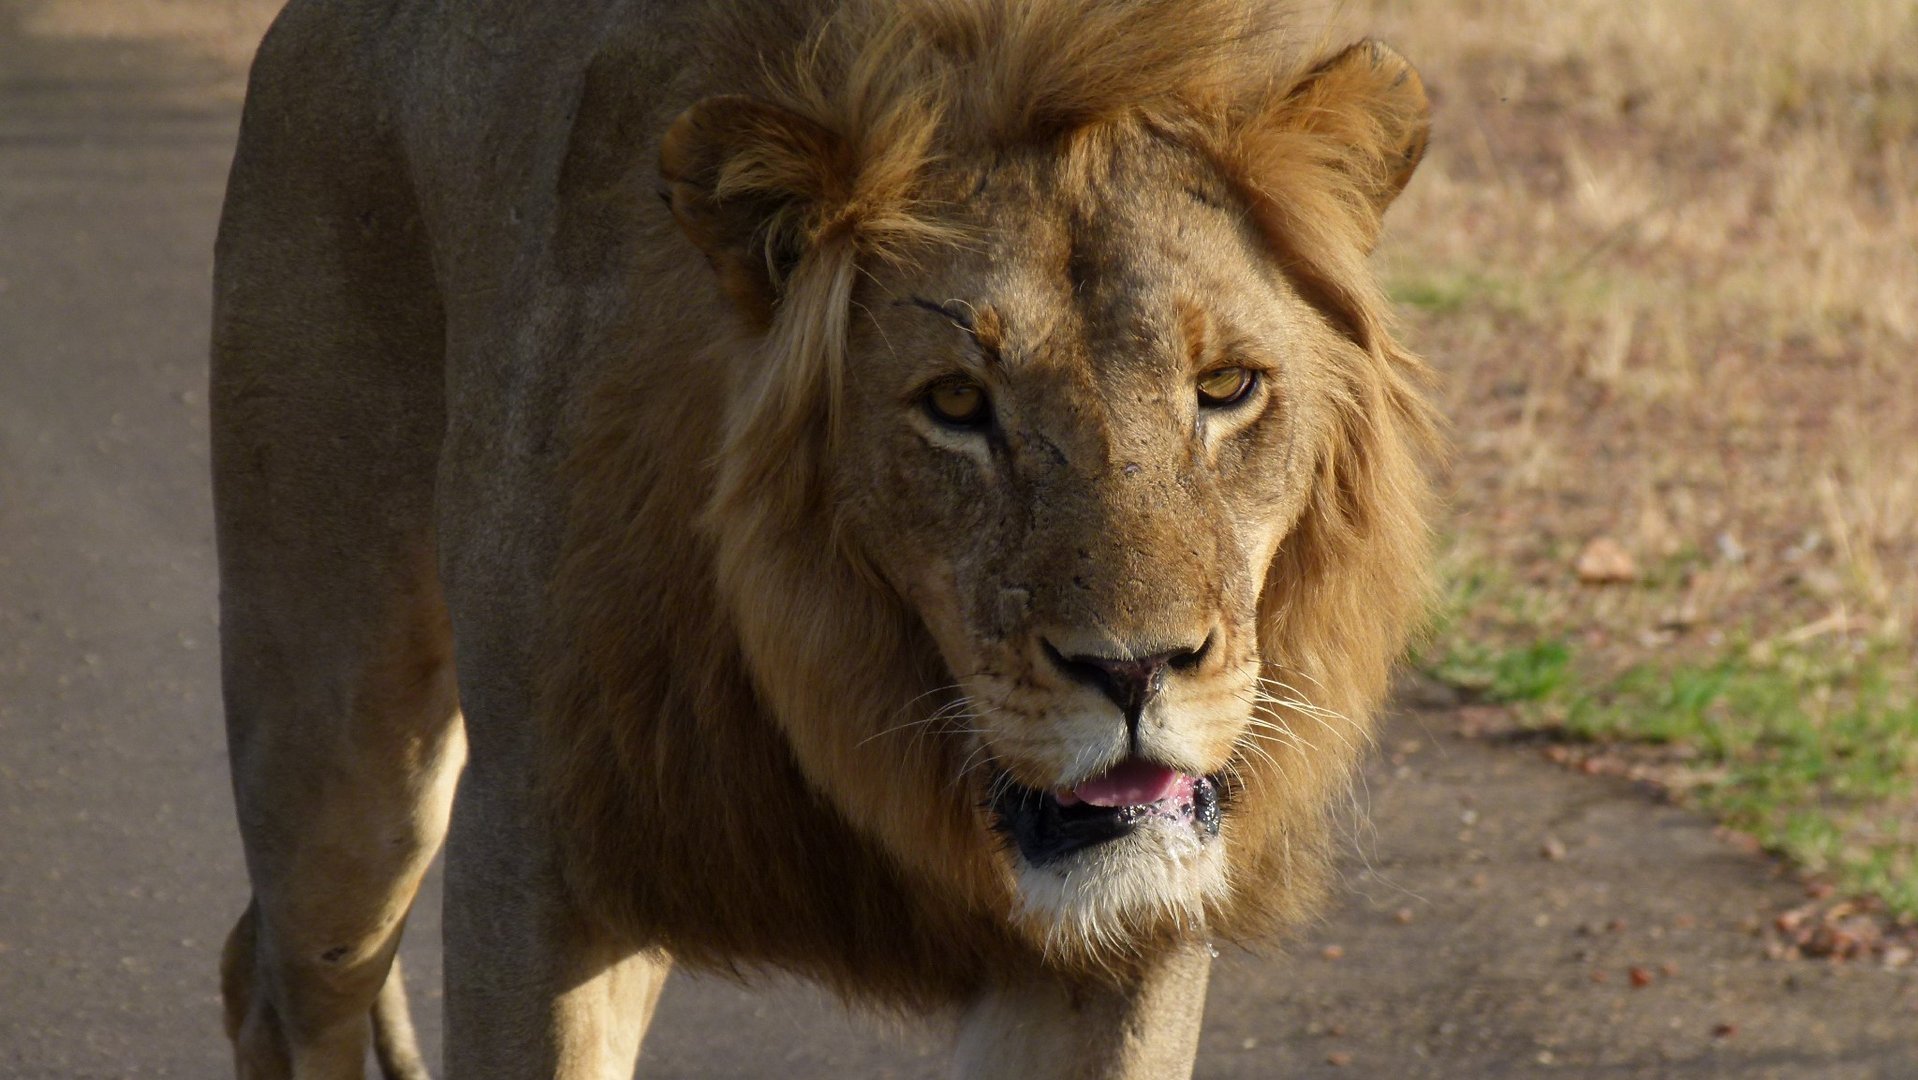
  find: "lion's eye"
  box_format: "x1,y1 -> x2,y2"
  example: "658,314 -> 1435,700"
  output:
1196,366 -> 1257,407
925,379 -> 990,427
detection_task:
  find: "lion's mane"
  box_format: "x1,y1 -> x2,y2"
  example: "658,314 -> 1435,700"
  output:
541,0 -> 1437,1008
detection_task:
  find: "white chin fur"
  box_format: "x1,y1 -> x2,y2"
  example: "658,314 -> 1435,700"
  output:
1014,818 -> 1226,956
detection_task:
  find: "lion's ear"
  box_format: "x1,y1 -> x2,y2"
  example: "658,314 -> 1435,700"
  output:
660,95 -> 846,326
1242,39 -> 1430,251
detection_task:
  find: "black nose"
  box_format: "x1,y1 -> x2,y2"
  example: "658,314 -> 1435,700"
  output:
1043,636 -> 1211,726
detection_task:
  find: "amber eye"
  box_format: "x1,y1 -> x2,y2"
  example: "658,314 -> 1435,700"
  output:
925,379 -> 990,427
1196,366 -> 1257,407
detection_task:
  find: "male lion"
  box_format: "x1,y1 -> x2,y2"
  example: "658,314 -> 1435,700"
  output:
211,0 -> 1436,1076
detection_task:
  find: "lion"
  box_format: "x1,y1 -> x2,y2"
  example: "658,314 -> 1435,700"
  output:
209,0 -> 1437,1076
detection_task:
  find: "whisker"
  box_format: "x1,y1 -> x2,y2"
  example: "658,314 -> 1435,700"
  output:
1264,660 -> 1331,695
1253,681 -> 1363,756
857,682 -> 968,748
1240,694 -> 1320,755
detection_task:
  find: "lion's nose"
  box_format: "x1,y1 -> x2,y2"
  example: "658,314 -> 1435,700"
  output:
1042,636 -> 1212,725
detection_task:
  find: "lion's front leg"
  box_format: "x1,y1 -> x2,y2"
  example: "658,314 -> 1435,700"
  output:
439,743 -> 674,1078
951,944 -> 1212,1080
436,447 -> 674,1078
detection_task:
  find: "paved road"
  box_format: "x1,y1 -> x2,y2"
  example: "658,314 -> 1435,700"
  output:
2,5 -> 1912,1078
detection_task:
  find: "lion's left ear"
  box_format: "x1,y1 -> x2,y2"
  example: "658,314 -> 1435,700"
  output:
659,95 -> 847,325
1237,39 -> 1430,251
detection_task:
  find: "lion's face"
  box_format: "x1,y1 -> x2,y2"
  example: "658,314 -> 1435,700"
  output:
831,138 -> 1341,931
661,24 -> 1432,961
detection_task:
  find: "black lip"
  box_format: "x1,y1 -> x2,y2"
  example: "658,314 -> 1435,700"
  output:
988,774 -> 1222,867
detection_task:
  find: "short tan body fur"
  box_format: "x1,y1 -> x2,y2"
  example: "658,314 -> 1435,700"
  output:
211,1 -> 1436,1076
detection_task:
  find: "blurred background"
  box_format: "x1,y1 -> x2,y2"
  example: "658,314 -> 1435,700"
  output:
1,0 -> 1913,1076
1354,0 -> 1918,919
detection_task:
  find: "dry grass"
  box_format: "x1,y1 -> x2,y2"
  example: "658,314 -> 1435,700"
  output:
1334,0 -> 1918,656
1329,0 -> 1918,910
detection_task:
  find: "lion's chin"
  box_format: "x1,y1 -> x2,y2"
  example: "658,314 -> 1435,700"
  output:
990,764 -> 1227,951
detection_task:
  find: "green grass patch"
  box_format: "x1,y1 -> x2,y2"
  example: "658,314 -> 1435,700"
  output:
1426,638 -> 1573,703
1569,647 -> 1918,915
1424,631 -> 1918,917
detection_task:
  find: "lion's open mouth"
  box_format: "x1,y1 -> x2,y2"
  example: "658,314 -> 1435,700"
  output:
989,758 -> 1223,867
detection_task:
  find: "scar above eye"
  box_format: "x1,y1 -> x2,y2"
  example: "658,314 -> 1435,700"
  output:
901,296 -> 1004,361
904,296 -> 978,334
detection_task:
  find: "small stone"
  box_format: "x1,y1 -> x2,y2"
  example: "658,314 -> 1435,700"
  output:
1658,599 -> 1703,630
1629,966 -> 1654,988
1715,532 -> 1746,563
1575,537 -> 1638,584
1326,1051 -> 1352,1067
1394,907 -> 1415,925
1321,944 -> 1344,960
1541,836 -> 1568,861
1712,1022 -> 1738,1039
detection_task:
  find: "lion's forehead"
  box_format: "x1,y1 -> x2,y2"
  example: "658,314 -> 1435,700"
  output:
920,142 -> 1277,360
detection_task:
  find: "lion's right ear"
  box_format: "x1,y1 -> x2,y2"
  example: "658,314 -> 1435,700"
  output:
660,96 -> 847,326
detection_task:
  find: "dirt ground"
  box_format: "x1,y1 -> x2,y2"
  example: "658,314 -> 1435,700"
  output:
1,2 -> 1913,1077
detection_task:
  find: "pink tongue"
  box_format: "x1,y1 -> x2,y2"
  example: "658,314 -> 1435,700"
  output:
1071,759 -> 1193,808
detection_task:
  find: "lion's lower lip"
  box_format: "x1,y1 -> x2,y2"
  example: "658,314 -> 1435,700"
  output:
989,771 -> 1222,866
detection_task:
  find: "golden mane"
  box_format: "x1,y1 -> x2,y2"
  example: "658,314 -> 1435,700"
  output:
545,0 -> 1439,1005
